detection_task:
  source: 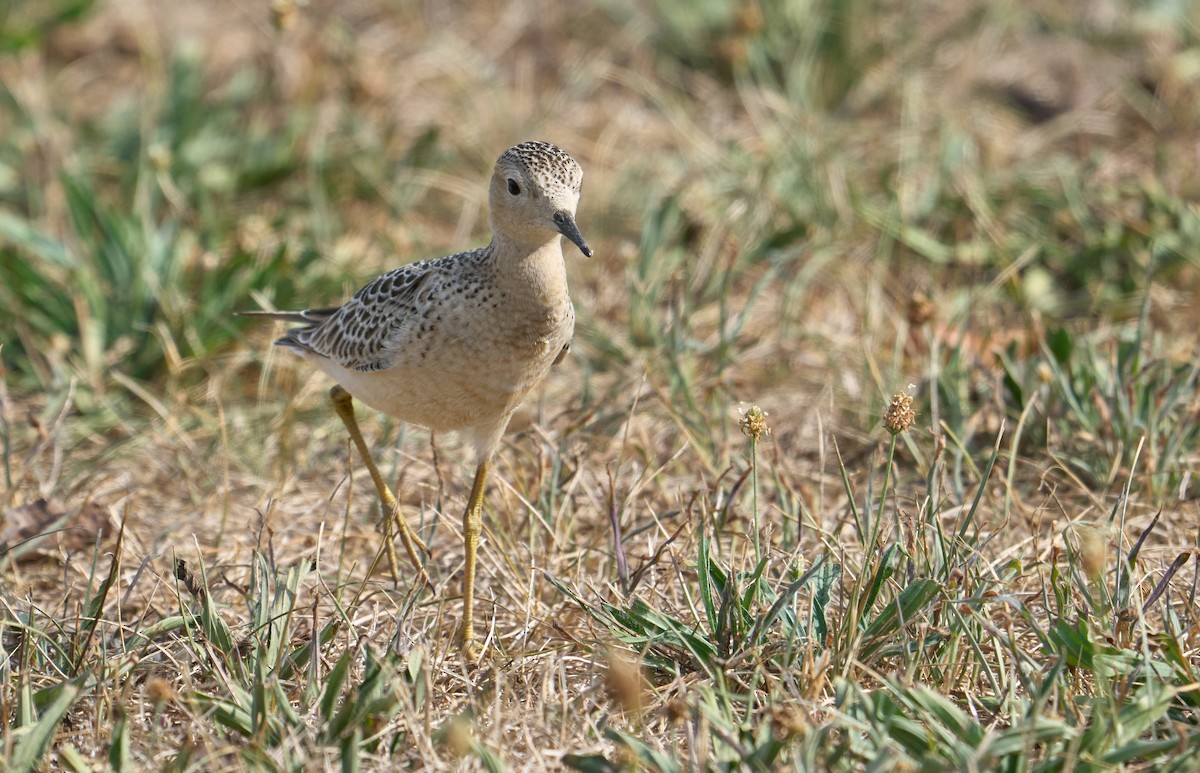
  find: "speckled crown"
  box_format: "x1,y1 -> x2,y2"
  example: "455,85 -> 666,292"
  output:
499,141 -> 583,189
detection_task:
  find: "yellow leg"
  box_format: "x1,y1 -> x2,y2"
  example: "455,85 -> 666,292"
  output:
330,386 -> 431,588
460,460 -> 489,659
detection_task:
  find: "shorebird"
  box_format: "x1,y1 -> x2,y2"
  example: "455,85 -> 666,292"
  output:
243,141 -> 590,657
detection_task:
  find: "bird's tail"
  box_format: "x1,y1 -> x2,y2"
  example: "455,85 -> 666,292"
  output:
236,308 -> 339,324
238,307 -> 340,356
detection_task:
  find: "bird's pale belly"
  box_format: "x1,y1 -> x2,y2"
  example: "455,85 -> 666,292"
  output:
317,318 -> 571,434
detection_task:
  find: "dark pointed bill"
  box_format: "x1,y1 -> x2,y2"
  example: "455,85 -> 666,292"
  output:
553,210 -> 593,257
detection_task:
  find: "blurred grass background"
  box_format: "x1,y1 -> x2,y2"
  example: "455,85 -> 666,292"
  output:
1,0 -> 1199,769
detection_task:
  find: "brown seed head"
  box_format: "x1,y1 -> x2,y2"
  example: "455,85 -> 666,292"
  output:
614,745 -> 641,770
907,292 -> 935,327
271,0 -> 299,31
145,677 -> 175,708
715,35 -> 749,68
883,386 -> 917,435
604,649 -> 645,715
147,143 -> 170,173
440,716 -> 473,758
739,404 -> 771,442
770,705 -> 808,740
1065,523 -> 1109,582
735,0 -> 764,34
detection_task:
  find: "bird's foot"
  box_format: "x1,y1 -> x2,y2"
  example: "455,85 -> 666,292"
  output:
460,629 -> 487,665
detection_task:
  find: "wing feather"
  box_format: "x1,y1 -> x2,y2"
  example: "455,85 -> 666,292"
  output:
259,249 -> 487,371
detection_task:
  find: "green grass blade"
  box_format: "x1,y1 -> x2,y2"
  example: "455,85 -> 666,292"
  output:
859,579 -> 941,661
10,677 -> 85,770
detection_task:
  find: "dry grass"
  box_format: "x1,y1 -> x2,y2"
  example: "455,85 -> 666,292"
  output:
2,0 -> 1200,770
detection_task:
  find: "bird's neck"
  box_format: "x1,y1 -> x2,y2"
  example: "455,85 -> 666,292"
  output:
487,234 -> 569,300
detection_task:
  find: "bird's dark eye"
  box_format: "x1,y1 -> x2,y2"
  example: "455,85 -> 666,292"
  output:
507,178 -> 521,196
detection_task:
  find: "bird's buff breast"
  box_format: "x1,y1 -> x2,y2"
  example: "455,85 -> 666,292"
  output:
319,302 -> 574,434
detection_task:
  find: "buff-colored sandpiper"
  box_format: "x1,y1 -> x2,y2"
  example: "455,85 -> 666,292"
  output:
243,141 -> 590,658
